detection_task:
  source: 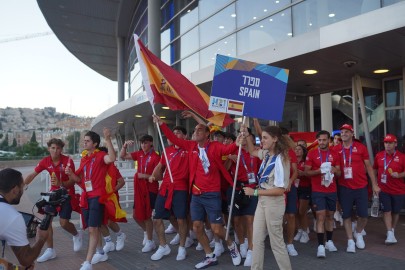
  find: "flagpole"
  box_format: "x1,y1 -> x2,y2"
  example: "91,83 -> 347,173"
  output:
225,116 -> 247,241
151,106 -> 174,184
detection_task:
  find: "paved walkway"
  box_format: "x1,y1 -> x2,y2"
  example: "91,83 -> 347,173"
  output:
3,166 -> 405,269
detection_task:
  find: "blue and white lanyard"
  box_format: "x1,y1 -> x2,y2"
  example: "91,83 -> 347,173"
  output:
318,148 -> 329,164
84,158 -> 95,180
384,151 -> 396,173
342,145 -> 352,168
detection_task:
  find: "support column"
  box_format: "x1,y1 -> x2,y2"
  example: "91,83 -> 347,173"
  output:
148,0 -> 161,57
320,93 -> 333,132
117,36 -> 125,102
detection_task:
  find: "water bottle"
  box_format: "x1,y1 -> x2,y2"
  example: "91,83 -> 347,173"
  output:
371,195 -> 379,217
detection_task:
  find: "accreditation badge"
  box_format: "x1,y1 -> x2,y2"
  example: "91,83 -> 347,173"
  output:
381,174 -> 387,184
344,167 -> 353,179
85,180 -> 93,192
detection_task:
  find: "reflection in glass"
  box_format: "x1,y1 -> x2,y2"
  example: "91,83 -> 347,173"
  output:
180,28 -> 199,59
385,79 -> 404,107
386,109 -> 405,152
237,9 -> 292,56
200,35 -> 236,69
180,5 -> 199,35
199,0 -> 233,21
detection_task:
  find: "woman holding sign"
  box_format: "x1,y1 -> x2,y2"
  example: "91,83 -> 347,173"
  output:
241,125 -> 292,270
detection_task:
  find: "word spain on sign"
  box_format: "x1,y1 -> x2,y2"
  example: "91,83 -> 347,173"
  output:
209,54 -> 289,121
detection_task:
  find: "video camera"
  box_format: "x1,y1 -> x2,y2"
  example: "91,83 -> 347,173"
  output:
35,187 -> 69,230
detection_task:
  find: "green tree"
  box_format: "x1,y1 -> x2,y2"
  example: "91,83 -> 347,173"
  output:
30,131 -> 37,143
0,133 -> 9,150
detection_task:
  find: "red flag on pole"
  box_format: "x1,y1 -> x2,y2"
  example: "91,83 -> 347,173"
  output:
134,35 -> 234,127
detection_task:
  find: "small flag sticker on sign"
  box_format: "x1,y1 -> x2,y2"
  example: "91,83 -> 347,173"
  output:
227,99 -> 244,115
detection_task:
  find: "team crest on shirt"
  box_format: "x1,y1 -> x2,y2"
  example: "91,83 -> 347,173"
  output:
48,165 -> 53,169
352,147 -> 358,152
394,156 -> 400,162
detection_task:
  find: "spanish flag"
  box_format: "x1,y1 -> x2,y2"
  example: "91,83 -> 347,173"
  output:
134,35 -> 234,127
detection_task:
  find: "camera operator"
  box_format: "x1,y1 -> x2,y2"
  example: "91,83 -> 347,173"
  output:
0,168 -> 49,269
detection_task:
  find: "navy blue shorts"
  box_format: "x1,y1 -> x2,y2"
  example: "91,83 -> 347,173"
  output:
149,192 -> 157,209
44,196 -> 72,220
190,192 -> 223,224
312,192 -> 337,212
285,185 -> 298,214
379,191 -> 405,214
82,196 -> 104,227
298,187 -> 311,200
154,190 -> 188,219
226,187 -> 258,216
338,186 -> 368,219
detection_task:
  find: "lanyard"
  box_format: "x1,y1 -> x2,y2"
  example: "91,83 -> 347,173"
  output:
168,149 -> 182,165
84,158 -> 95,180
342,145 -> 352,168
241,153 -> 253,173
142,150 -> 153,174
384,151 -> 396,172
53,163 -> 63,181
318,148 -> 329,164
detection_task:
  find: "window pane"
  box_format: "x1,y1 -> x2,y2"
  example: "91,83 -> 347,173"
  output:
237,9 -> 292,56
385,79 -> 404,107
180,53 -> 199,74
199,0 -> 233,21
199,4 -> 236,48
180,4 -> 199,35
200,35 -> 236,69
180,27 -> 199,59
386,109 -> 405,152
161,46 -> 171,65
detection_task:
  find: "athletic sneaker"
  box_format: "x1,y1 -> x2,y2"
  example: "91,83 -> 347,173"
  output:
354,232 -> 365,249
37,248 -> 56,263
286,244 -> 298,256
151,245 -> 171,261
142,232 -> 147,246
209,238 -> 216,248
91,252 -> 108,264
165,224 -> 177,234
229,242 -> 241,266
195,254 -> 218,269
294,229 -> 303,241
190,230 -> 197,240
205,229 -> 214,242
73,230 -> 83,252
214,241 -> 225,257
170,233 -> 180,245
346,239 -> 356,253
325,240 -> 338,252
300,231 -> 310,244
243,250 -> 252,267
196,242 -> 204,251
116,233 -> 126,251
317,245 -> 326,258
103,241 -> 115,253
80,261 -> 92,270
385,230 -> 397,245
142,240 -> 156,253
185,237 -> 194,248
176,246 -> 187,261
239,242 -> 248,258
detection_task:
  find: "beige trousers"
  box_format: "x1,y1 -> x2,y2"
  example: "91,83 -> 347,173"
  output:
251,195 -> 292,270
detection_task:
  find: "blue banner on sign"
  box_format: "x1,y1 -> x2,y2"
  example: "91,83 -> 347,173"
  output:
209,54 -> 289,121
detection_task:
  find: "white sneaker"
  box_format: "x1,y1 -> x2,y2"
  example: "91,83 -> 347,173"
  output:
334,211 -> 343,226
91,252 -> 108,264
80,261 -> 92,270
239,242 -> 248,258
209,238 -> 216,248
325,240 -> 338,252
37,248 -> 56,263
142,232 -> 147,246
195,255 -> 218,269
151,245 -> 171,260
189,230 -> 197,240
214,241 -> 225,257
287,244 -> 298,256
300,231 -> 310,244
142,240 -> 156,253
170,233 -> 180,245
229,242 -> 241,266
361,229 -> 367,236
195,242 -> 204,251
165,224 -> 177,234
103,241 -> 115,253
385,230 -> 397,245
347,239 -> 356,253
205,229 -> 214,242
294,229 -> 303,241
116,233 -> 126,251
317,245 -> 326,258
176,246 -> 187,260
243,249 -> 252,267
354,232 -> 365,249
73,230 -> 83,252
185,236 -> 194,248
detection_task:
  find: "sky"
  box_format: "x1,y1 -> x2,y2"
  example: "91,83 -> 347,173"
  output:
0,1 -> 117,118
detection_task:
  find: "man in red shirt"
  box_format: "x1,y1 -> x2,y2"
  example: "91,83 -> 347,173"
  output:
24,138 -> 82,263
66,128 -> 116,270
335,124 -> 379,253
120,134 -> 160,253
305,130 -> 341,258
148,126 -> 192,261
153,115 -> 242,269
373,134 -> 405,244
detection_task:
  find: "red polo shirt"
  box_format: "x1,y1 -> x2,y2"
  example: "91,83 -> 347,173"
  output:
373,150 -> 405,195
130,149 -> 160,194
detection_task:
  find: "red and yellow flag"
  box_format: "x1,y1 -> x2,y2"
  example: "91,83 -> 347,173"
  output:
134,35 -> 234,127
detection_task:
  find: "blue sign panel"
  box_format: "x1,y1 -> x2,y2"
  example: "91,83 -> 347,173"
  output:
209,54 -> 289,121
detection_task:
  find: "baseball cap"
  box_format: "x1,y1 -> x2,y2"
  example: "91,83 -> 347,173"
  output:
339,124 -> 354,132
384,134 -> 397,143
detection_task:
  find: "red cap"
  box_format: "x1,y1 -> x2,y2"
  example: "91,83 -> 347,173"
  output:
384,134 -> 397,143
339,124 -> 354,132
